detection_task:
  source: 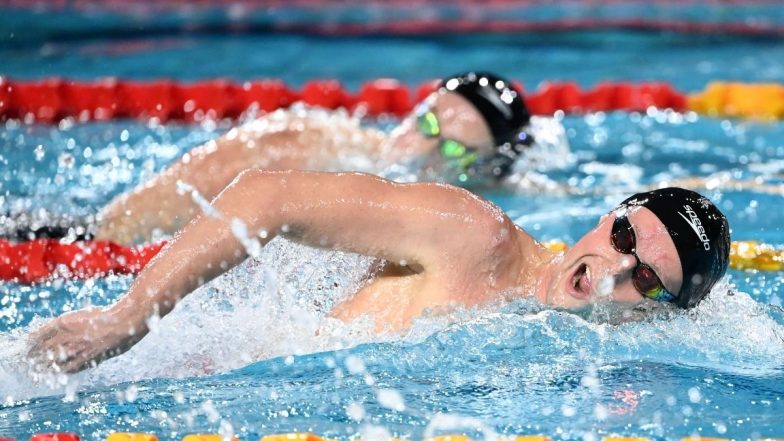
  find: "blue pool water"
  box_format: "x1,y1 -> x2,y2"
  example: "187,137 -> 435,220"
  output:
2,19 -> 784,441
3,32 -> 784,91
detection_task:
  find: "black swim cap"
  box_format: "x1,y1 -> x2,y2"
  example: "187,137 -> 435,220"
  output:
0,210 -> 95,241
619,187 -> 731,309
438,72 -> 532,178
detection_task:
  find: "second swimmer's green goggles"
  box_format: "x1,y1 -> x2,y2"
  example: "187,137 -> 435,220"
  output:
416,110 -> 479,172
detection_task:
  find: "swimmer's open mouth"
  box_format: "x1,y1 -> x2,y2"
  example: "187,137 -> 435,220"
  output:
569,263 -> 592,300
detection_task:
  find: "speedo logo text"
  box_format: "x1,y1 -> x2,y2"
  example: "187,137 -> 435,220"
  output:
678,205 -> 711,250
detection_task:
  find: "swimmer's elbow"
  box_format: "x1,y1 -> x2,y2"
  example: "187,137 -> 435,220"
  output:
230,168 -> 294,187
232,168 -> 265,184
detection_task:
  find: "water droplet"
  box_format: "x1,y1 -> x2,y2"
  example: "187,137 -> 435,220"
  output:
345,355 -> 365,374
688,387 -> 702,403
58,152 -> 75,169
346,402 -> 365,421
34,145 -> 45,161
376,388 -> 405,412
359,424 -> 391,441
125,384 -> 138,402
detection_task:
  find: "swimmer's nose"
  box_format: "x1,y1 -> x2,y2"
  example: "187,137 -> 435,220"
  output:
588,253 -> 638,302
605,252 -> 637,289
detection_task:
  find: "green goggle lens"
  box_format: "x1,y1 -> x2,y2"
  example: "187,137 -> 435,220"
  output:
417,110 -> 480,174
441,139 -> 478,172
417,111 -> 441,138
439,139 -> 467,158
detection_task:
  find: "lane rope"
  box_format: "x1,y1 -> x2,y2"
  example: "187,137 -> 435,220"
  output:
0,238 -> 780,284
2,77 -> 781,123
0,77 -> 688,123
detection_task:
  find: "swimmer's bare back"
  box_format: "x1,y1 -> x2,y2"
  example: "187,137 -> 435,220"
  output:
96,110 -> 385,244
29,170 -> 551,373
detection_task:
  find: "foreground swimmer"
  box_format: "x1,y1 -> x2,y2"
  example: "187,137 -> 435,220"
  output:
5,72 -> 563,244
27,172 -> 729,373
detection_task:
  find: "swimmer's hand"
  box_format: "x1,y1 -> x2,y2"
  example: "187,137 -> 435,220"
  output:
27,307 -> 141,373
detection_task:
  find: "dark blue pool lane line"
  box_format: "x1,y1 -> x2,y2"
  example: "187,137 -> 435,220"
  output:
2,0 -> 784,47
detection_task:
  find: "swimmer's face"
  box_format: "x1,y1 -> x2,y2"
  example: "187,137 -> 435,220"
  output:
386,92 -> 495,179
541,206 -> 683,311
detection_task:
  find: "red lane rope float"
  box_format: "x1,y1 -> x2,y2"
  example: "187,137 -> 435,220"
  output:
0,77 -> 688,123
29,434 -> 81,441
0,239 -> 165,284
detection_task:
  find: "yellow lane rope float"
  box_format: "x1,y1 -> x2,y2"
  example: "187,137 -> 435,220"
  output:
688,81 -> 784,120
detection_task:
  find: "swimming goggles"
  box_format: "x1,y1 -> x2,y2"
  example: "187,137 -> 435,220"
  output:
610,214 -> 678,303
416,109 -> 479,174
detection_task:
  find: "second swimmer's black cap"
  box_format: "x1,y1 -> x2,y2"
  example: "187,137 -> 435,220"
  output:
619,187 -> 731,309
438,72 -> 532,177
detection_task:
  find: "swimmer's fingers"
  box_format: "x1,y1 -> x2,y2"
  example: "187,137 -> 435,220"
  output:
26,320 -> 67,370
25,308 -> 110,373
28,330 -> 101,374
27,333 -> 77,373
27,326 -> 57,356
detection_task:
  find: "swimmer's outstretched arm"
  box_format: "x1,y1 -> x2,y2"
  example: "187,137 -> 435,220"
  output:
95,130 -> 269,244
96,118 -> 382,244
29,170 -> 518,372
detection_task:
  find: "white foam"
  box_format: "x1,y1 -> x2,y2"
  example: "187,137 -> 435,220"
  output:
3,267 -> 784,402
504,116 -> 575,193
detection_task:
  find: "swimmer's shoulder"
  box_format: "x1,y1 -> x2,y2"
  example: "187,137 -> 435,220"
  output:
237,105 -> 382,139
229,105 -> 385,158
425,185 -> 537,284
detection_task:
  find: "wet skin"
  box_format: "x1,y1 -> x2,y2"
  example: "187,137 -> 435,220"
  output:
29,170 -> 685,373
96,92 -> 494,244
535,206 -> 683,310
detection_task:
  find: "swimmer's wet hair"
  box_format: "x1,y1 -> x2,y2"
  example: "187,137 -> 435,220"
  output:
438,71 -> 533,179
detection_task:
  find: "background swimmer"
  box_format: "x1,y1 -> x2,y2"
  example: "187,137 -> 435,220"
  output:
27,171 -> 730,373
3,72 -> 568,245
